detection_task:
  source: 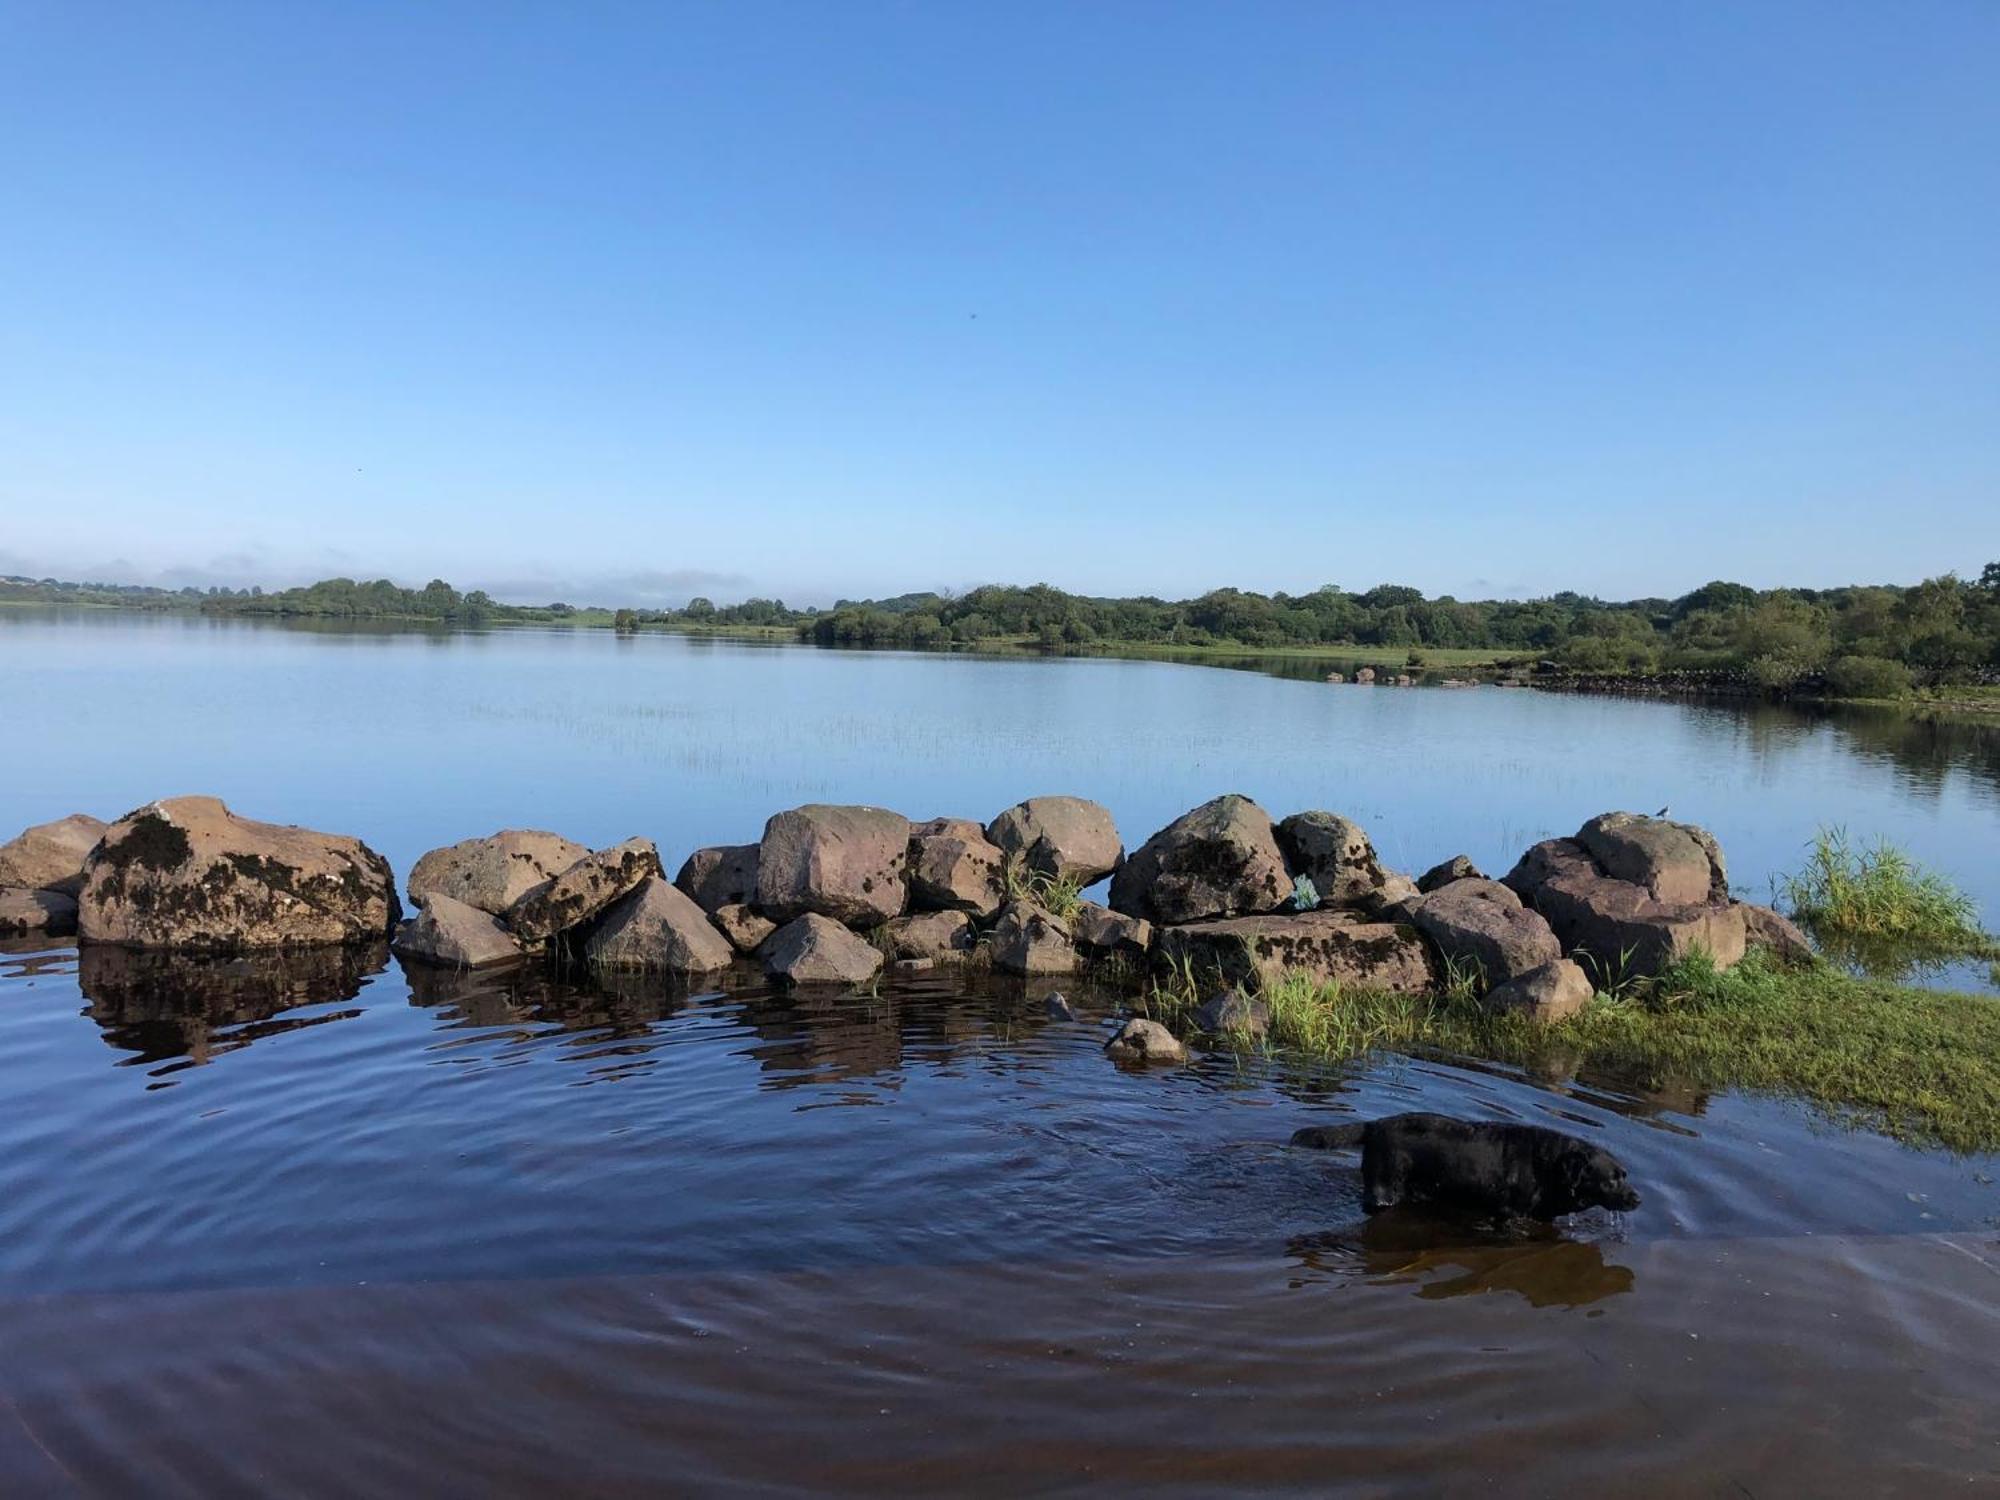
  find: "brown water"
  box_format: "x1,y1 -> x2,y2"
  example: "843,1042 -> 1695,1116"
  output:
1,940 -> 1996,1495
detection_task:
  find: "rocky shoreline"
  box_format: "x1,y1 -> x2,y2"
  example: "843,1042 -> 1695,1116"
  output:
1,793 -> 1813,1055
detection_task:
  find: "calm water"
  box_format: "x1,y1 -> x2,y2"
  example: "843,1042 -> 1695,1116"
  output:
3,609 -> 1998,1495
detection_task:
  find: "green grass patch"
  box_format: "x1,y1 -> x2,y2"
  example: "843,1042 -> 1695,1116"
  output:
1149,949 -> 2000,1153
1777,827 -> 1996,979
1001,860 -> 1085,919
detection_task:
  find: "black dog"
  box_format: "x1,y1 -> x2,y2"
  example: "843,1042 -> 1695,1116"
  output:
1291,1112 -> 1640,1220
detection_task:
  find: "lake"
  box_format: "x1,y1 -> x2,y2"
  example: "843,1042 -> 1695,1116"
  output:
2,608 -> 1998,1494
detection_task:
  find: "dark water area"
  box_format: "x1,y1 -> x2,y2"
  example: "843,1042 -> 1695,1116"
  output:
3,609 -> 2000,1493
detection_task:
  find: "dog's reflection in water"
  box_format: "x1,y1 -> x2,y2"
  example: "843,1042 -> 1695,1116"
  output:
1286,1210 -> 1637,1309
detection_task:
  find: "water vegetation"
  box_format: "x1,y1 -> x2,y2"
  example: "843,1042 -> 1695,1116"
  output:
1151,948 -> 2000,1154
1778,827 -> 1998,977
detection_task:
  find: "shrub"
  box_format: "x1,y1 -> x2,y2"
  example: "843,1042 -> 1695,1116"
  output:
1779,827 -> 1990,952
1825,654 -> 1912,699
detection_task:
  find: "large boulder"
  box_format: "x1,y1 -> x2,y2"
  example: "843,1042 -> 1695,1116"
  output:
760,913 -> 884,986
407,829 -> 589,915
1483,958 -> 1593,1022
1411,878 -> 1562,990
0,887 -> 78,936
1154,910 -> 1439,994
881,910 -> 976,962
1274,811 -> 1393,908
1071,901 -> 1154,964
985,797 -> 1123,885
505,838 -> 661,944
1109,794 -> 1290,924
674,844 -> 761,914
989,900 -> 1080,975
0,814 -> 107,896
1575,812 -> 1727,906
755,805 -> 910,926
1505,829 -> 1747,981
906,825 -> 1006,916
582,876 -> 734,973
392,893 -> 526,969
77,797 -> 398,950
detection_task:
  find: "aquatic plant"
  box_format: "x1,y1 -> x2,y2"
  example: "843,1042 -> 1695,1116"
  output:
1778,827 -> 1993,963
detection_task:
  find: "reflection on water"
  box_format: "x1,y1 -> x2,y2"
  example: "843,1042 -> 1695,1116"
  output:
1288,1213 -> 1637,1308
79,941 -> 386,1072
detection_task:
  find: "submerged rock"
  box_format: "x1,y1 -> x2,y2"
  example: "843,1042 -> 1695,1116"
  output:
0,887 -> 78,936
1154,910 -> 1438,994
674,843 -> 761,914
1483,958 -> 1594,1022
78,797 -> 399,950
756,805 -> 911,926
1274,811 -> 1391,908
392,892 -> 525,969
710,902 -> 777,954
990,900 -> 1079,975
1192,989 -> 1271,1039
985,796 -> 1122,885
1411,878 -> 1562,990
582,876 -> 734,973
407,829 -> 589,914
760,912 -> 885,986
0,813 -> 107,896
505,838 -> 662,945
1109,794 -> 1290,924
1104,1017 -> 1186,1065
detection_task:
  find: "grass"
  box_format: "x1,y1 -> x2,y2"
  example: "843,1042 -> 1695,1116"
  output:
1777,828 -> 1996,979
1001,859 -> 1085,919
1148,948 -> 2000,1153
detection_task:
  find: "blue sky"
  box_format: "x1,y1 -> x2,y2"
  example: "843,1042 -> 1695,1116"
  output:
2,2 -> 1995,607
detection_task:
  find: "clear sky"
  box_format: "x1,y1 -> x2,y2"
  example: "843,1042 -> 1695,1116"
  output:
3,1 -> 1996,608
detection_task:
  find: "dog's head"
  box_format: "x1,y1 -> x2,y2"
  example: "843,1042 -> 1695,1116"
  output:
1560,1144 -> 1641,1213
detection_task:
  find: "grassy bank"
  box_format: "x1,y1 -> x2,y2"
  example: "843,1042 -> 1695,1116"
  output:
1151,950 -> 2000,1154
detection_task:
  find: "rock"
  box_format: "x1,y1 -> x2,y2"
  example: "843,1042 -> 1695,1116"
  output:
1575,812 -> 1728,906
1411,878 -> 1562,990
990,900 -> 1079,975
1739,902 -> 1813,963
1154,911 -> 1439,994
1104,1018 -> 1186,1065
1274,811 -> 1393,908
1363,872 -> 1425,923
582,876 -> 734,972
505,838 -> 662,944
1109,794 -> 1291,924
1070,901 -> 1153,964
1044,992 -> 1079,1021
391,892 -> 525,969
0,887 -> 78,936
77,797 -> 399,950
755,805 -> 911,926
892,956 -> 934,973
1192,989 -> 1271,1039
0,814 -> 107,896
906,827 -> 1006,916
710,902 -> 777,954
407,829 -> 589,914
761,913 -> 884,986
1354,667 -> 1377,684
882,909 -> 976,961
1416,855 -> 1484,894
985,797 -> 1123,885
674,844 -> 761,914
1483,958 -> 1594,1022
1504,835 -> 1748,981
1324,672 -> 1345,684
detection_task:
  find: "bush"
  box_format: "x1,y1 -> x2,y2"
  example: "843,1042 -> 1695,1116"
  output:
1779,827 -> 1989,950
1826,654 -> 1912,699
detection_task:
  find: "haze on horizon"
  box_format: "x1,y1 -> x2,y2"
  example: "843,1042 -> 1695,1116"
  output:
3,2 -> 1996,610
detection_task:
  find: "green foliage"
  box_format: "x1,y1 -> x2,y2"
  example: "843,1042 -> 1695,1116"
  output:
1778,827 -> 1989,951
1001,860 -> 1084,919
1825,654 -> 1913,699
